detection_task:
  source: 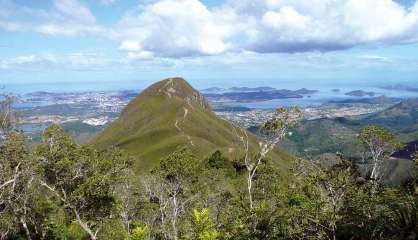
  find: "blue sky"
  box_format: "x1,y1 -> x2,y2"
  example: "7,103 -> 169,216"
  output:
1,0 -> 418,89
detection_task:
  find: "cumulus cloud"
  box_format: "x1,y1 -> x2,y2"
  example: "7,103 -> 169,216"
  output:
111,0 -> 418,58
228,0 -> 418,53
119,40 -> 142,51
2,0 -> 418,59
114,0 -> 236,58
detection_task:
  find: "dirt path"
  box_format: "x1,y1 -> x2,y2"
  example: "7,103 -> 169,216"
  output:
160,78 -> 173,98
174,119 -> 181,131
173,106 -> 194,146
183,107 -> 188,119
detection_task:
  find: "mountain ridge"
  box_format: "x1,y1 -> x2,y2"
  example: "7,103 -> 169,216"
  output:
91,77 -> 293,172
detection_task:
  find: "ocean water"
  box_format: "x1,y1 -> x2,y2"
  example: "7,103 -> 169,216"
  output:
4,78 -> 418,94
237,86 -> 418,109
2,80 -> 143,94
3,79 -> 418,109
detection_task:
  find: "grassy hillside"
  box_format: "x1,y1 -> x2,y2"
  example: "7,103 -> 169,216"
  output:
282,100 -> 418,184
285,100 -> 418,158
283,118 -> 360,157
358,99 -> 418,141
91,77 -> 292,172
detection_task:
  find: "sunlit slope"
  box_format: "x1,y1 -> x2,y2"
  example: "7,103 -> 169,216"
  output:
285,99 -> 418,157
359,99 -> 418,141
91,77 -> 292,171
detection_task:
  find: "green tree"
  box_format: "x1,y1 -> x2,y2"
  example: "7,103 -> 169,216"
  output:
286,158 -> 360,240
207,150 -> 229,169
36,125 -> 130,240
359,125 -> 403,182
117,170 -> 141,235
236,107 -> 302,210
0,93 -> 20,137
0,133 -> 38,240
187,208 -> 219,240
125,225 -> 148,240
142,147 -> 201,239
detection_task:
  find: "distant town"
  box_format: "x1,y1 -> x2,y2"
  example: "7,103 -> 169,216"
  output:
216,104 -> 391,128
19,90 -> 136,128
16,89 -> 398,134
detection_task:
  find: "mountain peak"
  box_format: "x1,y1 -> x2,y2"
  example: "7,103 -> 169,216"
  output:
141,77 -> 210,110
91,77 -> 292,172
91,77 -> 231,170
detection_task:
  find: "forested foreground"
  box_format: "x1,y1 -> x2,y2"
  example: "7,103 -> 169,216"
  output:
1,99 -> 417,240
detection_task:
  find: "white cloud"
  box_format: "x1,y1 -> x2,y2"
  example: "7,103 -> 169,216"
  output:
35,24 -> 105,37
0,52 -> 118,70
228,0 -> 418,52
359,55 -> 388,61
261,6 -> 309,30
119,40 -> 142,51
114,0 -> 235,58
112,0 -> 418,58
127,51 -> 154,60
2,0 -> 418,60
119,40 -> 155,60
53,0 -> 96,24
0,0 -> 103,37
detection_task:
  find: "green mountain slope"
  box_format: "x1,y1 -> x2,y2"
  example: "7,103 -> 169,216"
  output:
285,99 -> 418,158
282,100 -> 418,184
358,99 -> 418,141
283,118 -> 360,157
91,77 -> 292,171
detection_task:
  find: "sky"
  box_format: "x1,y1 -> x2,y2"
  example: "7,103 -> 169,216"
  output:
1,0 -> 418,89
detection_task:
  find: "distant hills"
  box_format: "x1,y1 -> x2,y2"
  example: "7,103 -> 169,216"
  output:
328,96 -> 400,104
91,77 -> 292,171
282,99 -> 418,184
345,90 -> 375,97
285,99 -> 418,158
205,90 -> 303,102
201,86 -> 276,93
204,88 -> 318,102
229,86 -> 276,92
359,99 -> 418,142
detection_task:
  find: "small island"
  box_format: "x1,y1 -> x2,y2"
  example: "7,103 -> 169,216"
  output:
204,87 -> 318,102
345,90 -> 375,97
